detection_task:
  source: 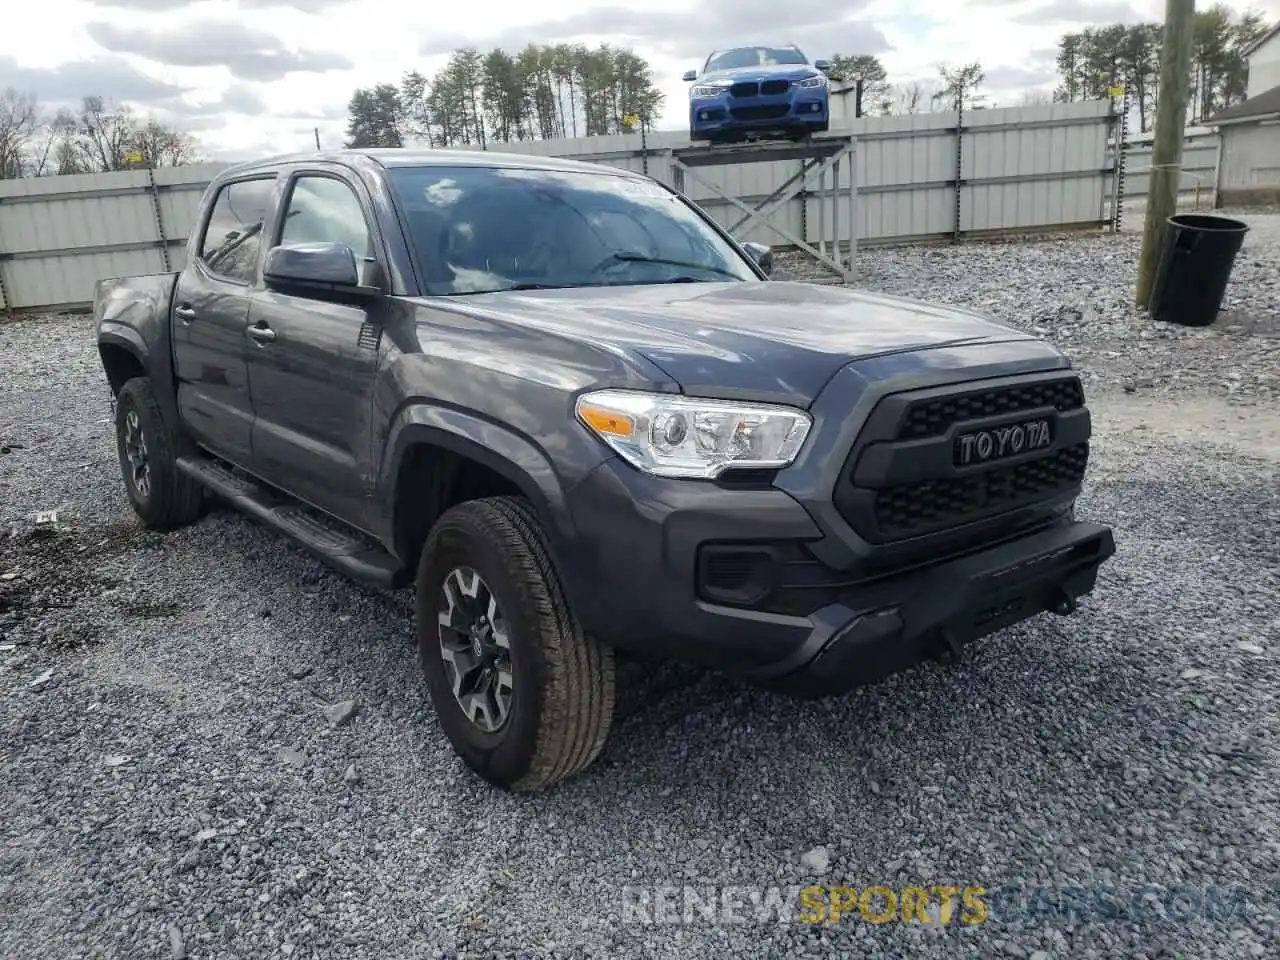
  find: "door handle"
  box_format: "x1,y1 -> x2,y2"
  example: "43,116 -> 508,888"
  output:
174,304 -> 197,323
248,324 -> 277,344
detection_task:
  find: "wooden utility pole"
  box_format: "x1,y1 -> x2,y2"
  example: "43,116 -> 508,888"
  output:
1135,0 -> 1196,308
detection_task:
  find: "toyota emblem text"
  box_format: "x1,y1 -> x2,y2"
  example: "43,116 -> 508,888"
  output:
955,419 -> 1052,466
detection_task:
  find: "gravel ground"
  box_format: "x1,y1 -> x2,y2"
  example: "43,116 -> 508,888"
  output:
3,217 -> 1279,959
777,205 -> 1280,404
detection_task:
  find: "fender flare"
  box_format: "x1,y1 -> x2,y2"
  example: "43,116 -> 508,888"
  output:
97,320 -> 188,435
97,324 -> 150,377
379,403 -> 583,589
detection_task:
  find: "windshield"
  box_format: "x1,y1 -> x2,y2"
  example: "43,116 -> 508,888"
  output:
705,46 -> 809,72
386,165 -> 760,296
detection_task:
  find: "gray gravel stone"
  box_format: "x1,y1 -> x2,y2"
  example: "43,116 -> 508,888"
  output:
2,217 -> 1279,958
324,699 -> 358,728
800,847 -> 831,875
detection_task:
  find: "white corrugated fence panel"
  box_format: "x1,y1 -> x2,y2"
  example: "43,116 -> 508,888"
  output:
1,102 -> 1133,311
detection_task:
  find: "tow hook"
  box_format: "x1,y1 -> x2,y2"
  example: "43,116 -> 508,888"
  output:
1050,589 -> 1078,616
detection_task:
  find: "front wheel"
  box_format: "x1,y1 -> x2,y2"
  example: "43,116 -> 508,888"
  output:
114,377 -> 204,531
415,496 -> 616,792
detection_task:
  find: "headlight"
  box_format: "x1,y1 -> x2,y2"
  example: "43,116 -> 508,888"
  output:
798,74 -> 827,89
575,389 -> 812,479
691,81 -> 731,98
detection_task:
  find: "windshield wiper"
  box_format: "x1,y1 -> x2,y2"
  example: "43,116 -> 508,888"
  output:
601,253 -> 742,279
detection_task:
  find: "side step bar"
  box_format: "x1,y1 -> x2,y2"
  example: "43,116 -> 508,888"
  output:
176,456 -> 409,590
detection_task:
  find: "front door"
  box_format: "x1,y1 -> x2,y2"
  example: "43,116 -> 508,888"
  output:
245,170 -> 385,526
172,174 -> 278,465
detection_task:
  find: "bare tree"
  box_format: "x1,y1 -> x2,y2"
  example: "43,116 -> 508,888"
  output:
48,109 -> 88,175
0,88 -> 40,178
130,118 -> 200,167
935,61 -> 986,112
2,93 -> 201,177
77,96 -> 139,172
890,80 -> 932,114
1020,89 -> 1053,106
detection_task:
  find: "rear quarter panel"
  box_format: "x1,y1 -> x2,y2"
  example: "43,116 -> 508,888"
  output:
94,272 -> 183,427
94,273 -> 178,363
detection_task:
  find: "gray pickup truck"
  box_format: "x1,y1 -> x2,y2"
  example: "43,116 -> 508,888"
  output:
93,148 -> 1115,792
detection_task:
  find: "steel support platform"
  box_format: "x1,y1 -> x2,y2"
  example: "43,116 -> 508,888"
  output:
666,135 -> 857,281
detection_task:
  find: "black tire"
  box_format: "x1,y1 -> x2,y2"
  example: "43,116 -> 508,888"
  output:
415,496 -> 615,792
114,376 -> 204,531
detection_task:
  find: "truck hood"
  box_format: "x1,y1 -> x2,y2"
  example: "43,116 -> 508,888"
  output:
421,280 -> 1047,407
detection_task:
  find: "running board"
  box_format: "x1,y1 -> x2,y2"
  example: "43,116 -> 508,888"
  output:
176,456 -> 408,589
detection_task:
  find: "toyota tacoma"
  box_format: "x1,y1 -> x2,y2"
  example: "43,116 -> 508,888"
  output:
93,148 -> 1115,792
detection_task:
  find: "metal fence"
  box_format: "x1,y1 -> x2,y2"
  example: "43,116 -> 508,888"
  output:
2,99 -> 1132,313
1115,127 -> 1221,213
452,99 -> 1118,250
0,163 -> 225,313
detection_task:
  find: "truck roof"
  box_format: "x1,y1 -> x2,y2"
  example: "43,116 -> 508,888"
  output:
216,147 -> 641,181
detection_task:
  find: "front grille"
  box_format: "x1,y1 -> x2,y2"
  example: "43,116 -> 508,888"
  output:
900,378 -> 1084,440
833,374 -> 1091,548
874,443 -> 1089,539
729,82 -> 759,98
761,79 -> 791,95
731,105 -> 790,121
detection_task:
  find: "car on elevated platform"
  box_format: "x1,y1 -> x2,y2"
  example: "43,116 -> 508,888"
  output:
684,43 -> 831,144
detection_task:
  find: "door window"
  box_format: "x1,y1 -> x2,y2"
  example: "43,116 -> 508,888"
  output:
279,175 -> 374,260
198,177 -> 276,284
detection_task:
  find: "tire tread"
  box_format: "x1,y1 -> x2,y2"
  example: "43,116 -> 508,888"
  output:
116,377 -> 203,531
422,495 -> 615,792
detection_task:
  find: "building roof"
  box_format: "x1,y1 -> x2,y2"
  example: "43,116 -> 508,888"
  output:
1241,21 -> 1279,59
1206,83 -> 1280,125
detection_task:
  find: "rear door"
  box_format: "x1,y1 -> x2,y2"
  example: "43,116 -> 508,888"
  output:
172,174 -> 280,464
244,166 -> 387,525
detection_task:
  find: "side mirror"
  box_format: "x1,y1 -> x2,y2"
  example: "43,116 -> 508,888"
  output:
814,59 -> 831,72
263,242 -> 381,301
682,70 -> 698,82
740,241 -> 773,277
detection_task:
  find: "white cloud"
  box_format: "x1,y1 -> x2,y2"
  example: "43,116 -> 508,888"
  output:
3,0 -> 1277,159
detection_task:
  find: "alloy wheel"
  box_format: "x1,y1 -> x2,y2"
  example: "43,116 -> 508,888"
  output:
122,408 -> 151,500
437,566 -> 513,733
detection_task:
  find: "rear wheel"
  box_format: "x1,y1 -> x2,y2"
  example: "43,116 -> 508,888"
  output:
114,377 -> 204,531
415,496 -> 615,792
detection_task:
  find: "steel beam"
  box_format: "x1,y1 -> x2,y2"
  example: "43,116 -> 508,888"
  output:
669,135 -> 857,281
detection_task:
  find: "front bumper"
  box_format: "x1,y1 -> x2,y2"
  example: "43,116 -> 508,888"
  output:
754,519 -> 1115,698
561,458 -> 1115,698
689,92 -> 828,138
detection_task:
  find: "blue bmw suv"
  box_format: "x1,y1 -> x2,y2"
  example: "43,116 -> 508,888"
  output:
684,43 -> 831,143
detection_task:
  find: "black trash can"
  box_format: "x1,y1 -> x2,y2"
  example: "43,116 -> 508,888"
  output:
1148,214 -> 1249,327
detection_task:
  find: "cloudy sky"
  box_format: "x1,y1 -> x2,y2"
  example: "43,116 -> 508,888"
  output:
4,0 -> 1278,160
